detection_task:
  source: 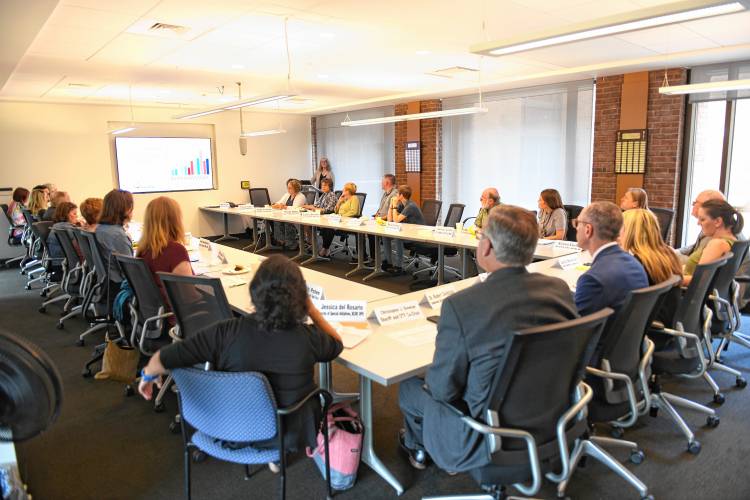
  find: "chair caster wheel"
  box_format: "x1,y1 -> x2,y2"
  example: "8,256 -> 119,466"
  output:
192,450 -> 207,463
82,368 -> 92,378
169,421 -> 181,434
56,322 -> 64,330
40,291 -> 47,298
649,407 -> 659,417
38,306 -> 46,313
630,450 -> 645,464
713,393 -> 725,405
610,426 -> 624,439
687,440 -> 701,454
154,402 -> 165,413
706,415 -> 720,428
24,285 -> 31,290
641,495 -> 655,500
124,385 -> 134,397
75,339 -> 84,347
736,377 -> 747,388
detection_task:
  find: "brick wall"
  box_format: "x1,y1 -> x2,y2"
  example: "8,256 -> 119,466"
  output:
310,116 -> 318,173
591,69 -> 686,211
394,103 -> 408,186
420,99 -> 442,201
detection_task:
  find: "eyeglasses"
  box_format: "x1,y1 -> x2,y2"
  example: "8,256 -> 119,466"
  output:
571,218 -> 592,230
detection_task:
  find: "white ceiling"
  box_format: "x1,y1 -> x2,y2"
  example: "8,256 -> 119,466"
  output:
2,0 -> 750,115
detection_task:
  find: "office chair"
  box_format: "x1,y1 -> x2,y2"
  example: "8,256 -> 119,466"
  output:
172,368 -> 333,500
49,228 -> 88,328
304,190 -> 317,205
647,257 -> 727,454
247,188 -> 272,250
327,192 -> 367,259
563,205 -> 583,242
38,227 -> 76,312
19,209 -> 44,277
424,308 -> 650,500
157,273 -> 234,418
585,276 -> 680,460
421,199 -> 442,227
410,203 -> 466,280
650,207 -> 674,242
709,240 -> 750,366
0,204 -> 25,268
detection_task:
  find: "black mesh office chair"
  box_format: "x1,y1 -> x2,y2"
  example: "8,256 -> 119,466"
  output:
425,308 -> 651,500
50,228 -> 86,328
585,276 -> 680,460
411,203 -> 466,280
157,273 -> 235,420
304,191 -> 316,205
248,188 -> 271,207
647,257 -> 727,454
650,207 -> 674,242
421,199 -> 443,227
564,205 -> 583,242
709,240 -> 750,366
26,222 -> 57,293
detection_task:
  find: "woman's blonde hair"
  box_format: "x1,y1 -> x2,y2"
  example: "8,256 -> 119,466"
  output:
27,189 -> 48,215
621,209 -> 681,283
137,197 -> 184,258
343,182 -> 357,195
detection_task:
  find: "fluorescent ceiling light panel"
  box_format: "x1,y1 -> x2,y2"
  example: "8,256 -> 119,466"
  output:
241,129 -> 287,137
109,127 -> 136,135
341,107 -> 488,127
471,0 -> 748,57
659,78 -> 750,94
174,94 -> 296,119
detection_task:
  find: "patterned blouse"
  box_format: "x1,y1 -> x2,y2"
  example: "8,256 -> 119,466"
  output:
314,191 -> 337,214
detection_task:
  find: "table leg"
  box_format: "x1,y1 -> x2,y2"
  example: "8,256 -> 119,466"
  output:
290,223 -> 306,262
241,218 -> 259,251
345,233 -> 368,277
437,244 -> 445,285
302,225 -> 324,266
254,219 -> 274,253
359,376 -> 404,496
214,213 -> 238,243
460,248 -> 469,278
362,235 -> 388,281
318,362 -> 359,402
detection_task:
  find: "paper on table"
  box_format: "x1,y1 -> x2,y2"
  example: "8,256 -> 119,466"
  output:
387,324 -> 437,347
193,262 -> 225,275
333,323 -> 371,349
221,276 -> 248,288
537,239 -> 554,245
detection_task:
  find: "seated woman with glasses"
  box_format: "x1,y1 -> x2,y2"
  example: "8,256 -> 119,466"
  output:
537,188 -> 567,240
271,178 -> 307,249
137,254 -> 343,456
318,182 -> 360,257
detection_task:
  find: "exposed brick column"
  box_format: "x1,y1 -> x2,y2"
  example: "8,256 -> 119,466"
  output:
394,104 -> 408,186
310,116 -> 318,173
591,75 -> 623,203
420,99 -> 442,201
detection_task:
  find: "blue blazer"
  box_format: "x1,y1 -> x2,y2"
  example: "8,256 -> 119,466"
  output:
575,244 -> 649,317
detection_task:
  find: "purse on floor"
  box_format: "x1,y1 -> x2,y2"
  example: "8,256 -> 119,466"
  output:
306,401 -> 363,491
94,340 -> 139,383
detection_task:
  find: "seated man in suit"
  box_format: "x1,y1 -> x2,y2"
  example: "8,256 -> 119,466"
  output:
398,205 -> 578,472
574,201 -> 648,361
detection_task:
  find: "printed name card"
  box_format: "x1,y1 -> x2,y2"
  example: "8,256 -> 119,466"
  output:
372,301 -> 424,325
433,227 -> 456,238
306,283 -> 325,301
553,240 -> 581,251
345,218 -> 364,227
284,208 -> 301,216
198,238 -> 212,250
254,206 -> 274,214
385,222 -> 402,233
301,210 -> 321,219
423,286 -> 456,309
327,215 -> 342,224
218,202 -> 231,209
314,300 -> 367,323
238,204 -> 255,211
555,254 -> 580,270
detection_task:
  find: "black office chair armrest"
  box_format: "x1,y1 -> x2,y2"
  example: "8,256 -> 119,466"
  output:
277,388 -> 333,416
735,275 -> 750,283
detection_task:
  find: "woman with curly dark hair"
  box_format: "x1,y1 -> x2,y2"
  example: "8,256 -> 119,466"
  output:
137,254 -> 343,455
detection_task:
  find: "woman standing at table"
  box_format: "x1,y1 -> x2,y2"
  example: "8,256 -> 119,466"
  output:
537,188 -> 567,240
311,157 -> 335,190
318,182 -> 360,257
137,254 -> 343,456
271,179 -> 306,249
136,197 -> 193,313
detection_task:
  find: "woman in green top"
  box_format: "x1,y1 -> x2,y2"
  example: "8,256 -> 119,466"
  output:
683,199 -> 744,285
318,182 -> 360,257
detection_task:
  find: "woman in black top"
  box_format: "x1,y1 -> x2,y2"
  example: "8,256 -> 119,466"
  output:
138,254 -> 343,452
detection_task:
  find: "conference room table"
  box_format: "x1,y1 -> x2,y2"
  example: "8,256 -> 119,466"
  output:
200,205 -> 581,285
194,239 -> 587,495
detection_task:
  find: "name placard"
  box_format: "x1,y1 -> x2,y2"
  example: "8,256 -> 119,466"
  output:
218,202 -> 231,209
284,208 -> 301,216
555,254 -> 580,270
314,300 -> 367,323
372,301 -> 424,325
433,227 -> 456,238
423,286 -> 456,309
198,238 -> 212,250
385,222 -> 402,233
345,218 -> 364,227
327,215 -> 342,224
301,211 -> 321,219
254,206 -> 274,214
307,283 -> 325,301
238,204 -> 255,211
553,240 -> 581,251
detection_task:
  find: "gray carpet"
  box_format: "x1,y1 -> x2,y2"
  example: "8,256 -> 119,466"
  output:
3,244 -> 750,500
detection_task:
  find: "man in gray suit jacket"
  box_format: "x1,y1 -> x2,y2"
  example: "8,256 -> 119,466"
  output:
398,205 -> 578,473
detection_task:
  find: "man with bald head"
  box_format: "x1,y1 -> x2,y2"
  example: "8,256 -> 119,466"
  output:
475,187 -> 500,231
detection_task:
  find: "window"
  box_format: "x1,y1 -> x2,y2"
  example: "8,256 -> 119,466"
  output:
441,81 -> 594,220
314,108 -> 394,217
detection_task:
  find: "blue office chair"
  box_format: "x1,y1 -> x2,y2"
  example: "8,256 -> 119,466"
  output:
171,367 -> 333,500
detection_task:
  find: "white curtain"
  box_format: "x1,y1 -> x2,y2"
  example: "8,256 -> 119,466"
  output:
315,108 -> 394,217
441,81 -> 594,220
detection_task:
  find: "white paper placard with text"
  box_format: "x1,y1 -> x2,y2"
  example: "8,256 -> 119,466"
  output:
314,300 -> 367,323
554,254 -> 581,270
301,211 -> 321,219
423,286 -> 456,309
433,227 -> 455,238
327,215 -> 342,224
345,218 -> 364,227
307,283 -> 325,301
372,301 -> 424,325
385,222 -> 402,233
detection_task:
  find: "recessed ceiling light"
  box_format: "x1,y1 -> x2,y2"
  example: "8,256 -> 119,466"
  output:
415,50 -> 431,55
317,74 -> 329,79
231,64 -> 244,69
320,33 -> 335,39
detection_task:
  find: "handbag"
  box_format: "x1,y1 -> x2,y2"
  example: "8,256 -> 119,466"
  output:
306,401 -> 363,491
94,340 -> 139,383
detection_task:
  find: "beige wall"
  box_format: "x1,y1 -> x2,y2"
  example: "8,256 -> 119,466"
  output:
0,101 -> 311,236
